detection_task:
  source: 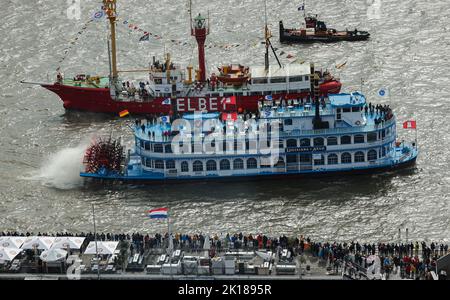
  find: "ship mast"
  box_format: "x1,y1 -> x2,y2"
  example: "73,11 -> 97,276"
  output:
264,0 -> 282,71
104,0 -> 118,80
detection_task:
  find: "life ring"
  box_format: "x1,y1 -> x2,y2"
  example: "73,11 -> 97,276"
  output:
355,120 -> 361,126
194,119 -> 202,128
164,87 -> 170,92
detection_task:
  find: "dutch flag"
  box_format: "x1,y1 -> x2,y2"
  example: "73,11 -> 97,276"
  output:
148,208 -> 169,219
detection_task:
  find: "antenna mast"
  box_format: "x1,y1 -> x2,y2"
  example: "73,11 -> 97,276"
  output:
264,0 -> 270,71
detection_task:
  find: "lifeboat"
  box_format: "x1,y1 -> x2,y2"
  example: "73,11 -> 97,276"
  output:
217,64 -> 251,86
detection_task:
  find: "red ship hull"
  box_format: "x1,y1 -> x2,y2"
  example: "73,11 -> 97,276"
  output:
42,81 -> 342,114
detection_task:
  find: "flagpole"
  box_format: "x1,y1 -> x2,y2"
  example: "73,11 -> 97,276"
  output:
92,204 -> 100,280
415,122 -> 418,150
167,209 -> 173,279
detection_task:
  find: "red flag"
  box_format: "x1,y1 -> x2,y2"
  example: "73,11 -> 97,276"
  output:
221,96 -> 236,105
221,112 -> 237,121
403,120 -> 416,129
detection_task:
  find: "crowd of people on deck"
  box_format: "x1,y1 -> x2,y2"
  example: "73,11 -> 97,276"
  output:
2,231 -> 447,280
365,102 -> 393,123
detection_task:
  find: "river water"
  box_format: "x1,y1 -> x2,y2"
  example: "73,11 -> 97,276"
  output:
0,0 -> 449,242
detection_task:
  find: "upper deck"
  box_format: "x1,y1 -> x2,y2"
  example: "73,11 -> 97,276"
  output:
134,99 -> 395,143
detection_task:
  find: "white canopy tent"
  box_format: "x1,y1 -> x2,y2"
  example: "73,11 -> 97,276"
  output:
84,241 -> 119,255
0,237 -> 27,249
50,237 -> 86,250
40,249 -> 68,262
0,247 -> 23,262
21,236 -> 55,250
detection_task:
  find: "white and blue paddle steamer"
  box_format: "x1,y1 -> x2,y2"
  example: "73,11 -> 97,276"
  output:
80,84 -> 418,183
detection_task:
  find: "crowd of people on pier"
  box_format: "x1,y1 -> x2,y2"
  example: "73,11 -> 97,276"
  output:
1,231 -> 447,280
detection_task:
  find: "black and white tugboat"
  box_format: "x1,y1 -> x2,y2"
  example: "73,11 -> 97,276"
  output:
280,3 -> 370,44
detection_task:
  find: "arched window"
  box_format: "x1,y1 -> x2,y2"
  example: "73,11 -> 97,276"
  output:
165,144 -> 173,153
155,160 -> 165,169
328,154 -> 338,165
341,152 -> 352,164
193,161 -> 203,172
247,158 -> 258,169
145,158 -> 152,168
300,138 -> 311,147
206,160 -> 217,171
354,135 -> 365,144
166,160 -> 175,169
274,157 -> 285,168
287,139 -> 298,148
368,150 -> 378,161
220,159 -> 231,170
355,152 -> 365,163
313,137 -> 324,146
181,161 -> 189,173
233,159 -> 244,170
341,136 -> 352,145
327,137 -> 338,146
154,144 -> 163,153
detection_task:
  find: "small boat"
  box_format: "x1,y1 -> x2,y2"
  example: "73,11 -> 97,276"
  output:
280,14 -> 370,44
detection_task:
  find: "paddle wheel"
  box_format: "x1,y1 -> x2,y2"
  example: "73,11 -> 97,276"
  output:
83,137 -> 124,175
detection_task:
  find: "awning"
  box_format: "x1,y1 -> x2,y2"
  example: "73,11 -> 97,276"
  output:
51,237 -> 86,250
84,241 -> 119,255
21,237 -> 55,250
0,247 -> 23,261
0,236 -> 27,249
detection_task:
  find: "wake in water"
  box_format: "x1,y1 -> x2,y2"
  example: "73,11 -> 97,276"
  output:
24,140 -> 92,190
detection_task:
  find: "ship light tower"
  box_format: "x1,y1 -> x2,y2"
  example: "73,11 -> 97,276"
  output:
191,12 -> 210,82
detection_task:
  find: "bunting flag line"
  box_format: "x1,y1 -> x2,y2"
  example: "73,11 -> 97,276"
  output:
56,18 -> 95,70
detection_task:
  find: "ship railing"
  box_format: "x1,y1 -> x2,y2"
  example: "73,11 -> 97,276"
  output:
282,118 -> 396,137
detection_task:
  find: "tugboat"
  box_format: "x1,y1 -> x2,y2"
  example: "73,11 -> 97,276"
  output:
280,4 -> 370,44
22,0 -> 341,115
80,73 -> 418,183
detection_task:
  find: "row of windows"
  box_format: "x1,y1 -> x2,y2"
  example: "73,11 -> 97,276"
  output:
144,146 -> 387,171
140,131 -> 392,155
252,76 -> 310,85
144,158 -> 260,172
286,149 -> 384,165
217,89 -> 310,97
285,131 -> 388,148
337,107 -> 363,113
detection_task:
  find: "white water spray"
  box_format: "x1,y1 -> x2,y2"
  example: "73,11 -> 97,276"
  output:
27,141 -> 91,190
